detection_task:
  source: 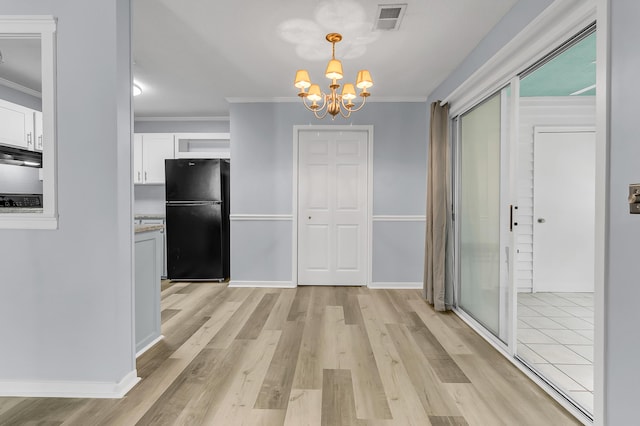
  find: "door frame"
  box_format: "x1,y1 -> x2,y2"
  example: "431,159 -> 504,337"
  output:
292,125 -> 374,287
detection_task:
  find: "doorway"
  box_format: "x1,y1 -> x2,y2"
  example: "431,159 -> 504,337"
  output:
296,128 -> 370,286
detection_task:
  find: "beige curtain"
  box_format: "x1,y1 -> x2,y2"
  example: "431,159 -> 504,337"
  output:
424,101 -> 452,311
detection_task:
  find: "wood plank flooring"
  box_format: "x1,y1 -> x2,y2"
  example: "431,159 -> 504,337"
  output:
0,282 -> 581,425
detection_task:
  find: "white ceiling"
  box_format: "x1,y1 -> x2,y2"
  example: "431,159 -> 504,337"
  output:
0,38 -> 41,93
132,0 -> 518,118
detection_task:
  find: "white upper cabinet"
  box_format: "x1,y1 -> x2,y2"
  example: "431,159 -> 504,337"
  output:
133,134 -> 144,184
135,133 -> 175,184
0,99 -> 36,150
34,111 -> 43,151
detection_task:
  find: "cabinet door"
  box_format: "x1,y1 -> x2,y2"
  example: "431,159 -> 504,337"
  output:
35,111 -> 43,151
133,134 -> 144,184
0,99 -> 33,150
142,134 -> 174,184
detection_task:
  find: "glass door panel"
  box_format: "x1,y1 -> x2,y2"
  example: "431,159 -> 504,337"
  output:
458,90 -> 504,340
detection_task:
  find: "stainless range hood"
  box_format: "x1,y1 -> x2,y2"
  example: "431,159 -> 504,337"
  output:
0,145 -> 42,168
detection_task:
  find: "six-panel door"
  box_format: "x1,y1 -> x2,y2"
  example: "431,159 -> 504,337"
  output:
298,130 -> 367,286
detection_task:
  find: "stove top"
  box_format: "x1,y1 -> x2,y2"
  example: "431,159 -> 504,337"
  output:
0,194 -> 43,208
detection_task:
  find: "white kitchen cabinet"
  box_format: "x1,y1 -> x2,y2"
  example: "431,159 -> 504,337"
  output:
134,133 -> 175,184
140,218 -> 167,278
134,134 -> 144,184
134,228 -> 162,354
0,98 -> 35,150
34,111 -> 43,151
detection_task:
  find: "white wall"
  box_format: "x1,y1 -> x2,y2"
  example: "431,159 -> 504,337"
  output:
229,101 -> 428,286
516,96 -> 596,292
0,0 -> 134,394
134,185 -> 165,216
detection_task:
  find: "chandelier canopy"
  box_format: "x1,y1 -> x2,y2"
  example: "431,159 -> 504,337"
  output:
293,33 -> 373,119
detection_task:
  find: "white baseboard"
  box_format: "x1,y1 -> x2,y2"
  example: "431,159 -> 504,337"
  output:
0,370 -> 140,399
136,335 -> 164,358
229,280 -> 296,288
368,282 -> 423,289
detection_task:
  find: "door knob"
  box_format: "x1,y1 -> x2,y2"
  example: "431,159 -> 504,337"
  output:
537,218 -> 546,223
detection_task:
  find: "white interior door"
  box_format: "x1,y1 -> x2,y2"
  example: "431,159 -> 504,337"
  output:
298,130 -> 367,286
533,127 -> 595,292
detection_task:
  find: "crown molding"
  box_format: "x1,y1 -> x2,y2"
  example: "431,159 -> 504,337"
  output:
225,96 -> 427,104
134,116 -> 230,122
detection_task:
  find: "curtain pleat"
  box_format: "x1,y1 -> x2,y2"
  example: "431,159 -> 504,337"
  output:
424,101 -> 452,311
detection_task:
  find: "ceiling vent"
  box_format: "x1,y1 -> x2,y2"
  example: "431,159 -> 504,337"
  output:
374,4 -> 407,31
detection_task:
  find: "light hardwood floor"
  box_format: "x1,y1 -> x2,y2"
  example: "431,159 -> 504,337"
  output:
0,283 -> 580,425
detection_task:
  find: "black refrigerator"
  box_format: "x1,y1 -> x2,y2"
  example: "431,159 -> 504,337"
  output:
165,159 -> 230,281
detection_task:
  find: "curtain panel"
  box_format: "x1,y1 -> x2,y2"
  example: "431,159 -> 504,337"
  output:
424,101 -> 453,311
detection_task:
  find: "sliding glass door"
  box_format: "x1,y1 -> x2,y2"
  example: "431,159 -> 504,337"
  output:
456,87 -> 511,342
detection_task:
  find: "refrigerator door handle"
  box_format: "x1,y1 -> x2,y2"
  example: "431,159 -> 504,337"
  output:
166,202 -> 221,206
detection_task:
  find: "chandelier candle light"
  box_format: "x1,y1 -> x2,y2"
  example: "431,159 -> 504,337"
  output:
294,33 -> 373,119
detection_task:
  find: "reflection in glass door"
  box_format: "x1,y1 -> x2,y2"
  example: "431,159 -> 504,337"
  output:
457,88 -> 510,342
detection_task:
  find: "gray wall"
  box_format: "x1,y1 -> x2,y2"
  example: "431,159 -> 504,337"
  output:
0,0 -> 134,386
606,1 -> 640,423
230,101 -> 428,284
134,119 -> 229,133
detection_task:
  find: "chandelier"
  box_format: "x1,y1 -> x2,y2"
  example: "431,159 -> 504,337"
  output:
293,33 -> 373,119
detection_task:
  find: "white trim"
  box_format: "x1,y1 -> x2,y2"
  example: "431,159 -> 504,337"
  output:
0,15 -> 56,31
372,215 -> 426,222
292,125 -> 374,288
368,282 -> 422,289
135,335 -> 164,358
453,308 -> 591,425
443,0 -> 596,116
134,116 -> 230,122
230,214 -> 293,221
534,125 -> 596,134
226,96 -> 427,104
0,76 -> 41,98
0,370 -> 140,399
594,1 -> 608,424
0,215 -> 58,229
0,16 -> 58,230
228,280 -> 296,288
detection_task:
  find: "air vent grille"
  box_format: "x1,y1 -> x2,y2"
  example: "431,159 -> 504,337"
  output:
375,4 -> 407,31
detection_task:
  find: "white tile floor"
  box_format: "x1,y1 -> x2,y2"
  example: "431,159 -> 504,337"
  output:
517,292 -> 594,414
